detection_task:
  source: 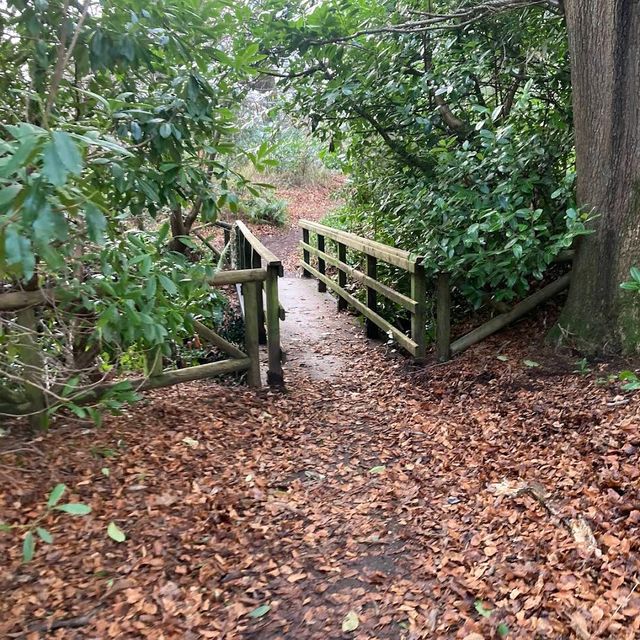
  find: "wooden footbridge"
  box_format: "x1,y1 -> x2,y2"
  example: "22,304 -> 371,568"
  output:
298,219 -> 571,363
1,216 -> 570,425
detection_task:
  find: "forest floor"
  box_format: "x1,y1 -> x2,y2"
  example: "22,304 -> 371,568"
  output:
2,185 -> 640,640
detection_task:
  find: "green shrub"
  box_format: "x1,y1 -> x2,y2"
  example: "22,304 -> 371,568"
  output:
244,196 -> 288,226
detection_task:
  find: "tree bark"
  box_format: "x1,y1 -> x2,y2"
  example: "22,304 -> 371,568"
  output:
557,1 -> 640,353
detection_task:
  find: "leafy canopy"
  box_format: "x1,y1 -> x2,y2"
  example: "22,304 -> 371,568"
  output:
252,0 -> 588,305
0,0 -> 263,417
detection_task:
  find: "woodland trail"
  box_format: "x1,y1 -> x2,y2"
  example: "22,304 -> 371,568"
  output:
2,187 -> 640,639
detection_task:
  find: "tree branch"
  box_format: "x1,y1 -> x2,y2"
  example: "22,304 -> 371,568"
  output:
350,104 -> 433,173
44,1 -> 89,126
306,0 -> 560,46
256,64 -> 325,79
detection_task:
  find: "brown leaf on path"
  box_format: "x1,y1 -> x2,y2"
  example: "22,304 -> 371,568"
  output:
1,184 -> 640,639
570,610 -> 591,640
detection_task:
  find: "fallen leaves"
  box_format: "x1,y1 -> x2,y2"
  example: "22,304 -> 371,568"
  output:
341,610 -> 359,632
107,522 -> 126,543
0,253 -> 639,639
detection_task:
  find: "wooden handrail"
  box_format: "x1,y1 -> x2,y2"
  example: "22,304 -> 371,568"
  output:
299,219 -> 571,363
299,221 -> 427,359
235,220 -> 283,275
208,268 -> 267,285
230,220 -> 285,386
299,219 -> 423,272
302,261 -> 420,356
450,273 -> 571,355
300,242 -> 418,312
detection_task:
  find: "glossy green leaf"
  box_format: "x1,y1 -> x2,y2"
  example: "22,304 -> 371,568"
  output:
47,483 -> 66,507
55,503 -> 92,515
85,204 -> 107,244
22,531 -> 35,562
107,521 -> 126,542
248,604 -> 271,619
4,225 -> 35,280
0,184 -> 22,206
42,131 -> 83,186
36,527 -> 53,544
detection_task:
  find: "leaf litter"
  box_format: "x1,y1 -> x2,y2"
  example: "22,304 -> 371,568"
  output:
0,190 -> 639,638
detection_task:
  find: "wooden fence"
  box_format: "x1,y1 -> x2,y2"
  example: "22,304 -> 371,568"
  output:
299,220 -> 432,360
233,220 -> 284,386
299,220 -> 570,362
0,220 -> 284,424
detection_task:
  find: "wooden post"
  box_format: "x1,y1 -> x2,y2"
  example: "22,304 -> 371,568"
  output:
234,227 -> 242,270
337,242 -> 347,311
436,272 -> 451,362
16,307 -> 47,429
251,250 -> 267,345
243,237 -> 253,273
145,346 -> 163,376
223,227 -> 231,266
241,281 -> 261,387
411,263 -> 428,361
317,234 -> 327,292
365,254 -> 378,338
265,265 -> 284,387
302,228 -> 311,277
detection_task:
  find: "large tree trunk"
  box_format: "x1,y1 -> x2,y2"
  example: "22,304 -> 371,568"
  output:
557,1 -> 640,353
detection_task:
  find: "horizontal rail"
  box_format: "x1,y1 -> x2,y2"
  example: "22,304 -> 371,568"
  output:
192,319 -> 247,360
0,270 -> 268,310
302,261 -> 418,356
299,220 -> 422,272
209,268 -> 267,286
235,220 -> 283,275
83,358 -> 252,402
450,273 -> 571,355
301,242 -> 417,312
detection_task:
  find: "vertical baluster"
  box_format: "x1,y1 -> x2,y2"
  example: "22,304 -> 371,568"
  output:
411,263 -> 427,361
436,272 -> 451,362
337,242 -> 347,311
366,254 -> 378,338
317,234 -> 326,292
302,228 -> 311,276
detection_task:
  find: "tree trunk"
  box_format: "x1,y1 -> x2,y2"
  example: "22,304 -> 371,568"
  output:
557,1 -> 640,353
169,205 -> 188,254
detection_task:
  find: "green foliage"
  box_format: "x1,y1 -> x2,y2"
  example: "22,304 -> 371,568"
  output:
619,370 -> 640,392
573,358 -> 591,376
618,269 -> 640,389
0,483 -> 91,562
474,600 -> 493,618
244,195 -> 288,226
620,267 -> 640,292
235,92 -> 338,186
107,521 -> 126,543
252,0 -> 587,311
0,0 -> 265,421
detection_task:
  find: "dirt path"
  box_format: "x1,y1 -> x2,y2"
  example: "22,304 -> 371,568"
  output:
2,188 -> 640,639
276,277 -> 358,380
249,180 -> 342,276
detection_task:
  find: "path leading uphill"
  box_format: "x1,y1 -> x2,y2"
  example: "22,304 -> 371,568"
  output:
1,186 -> 640,639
